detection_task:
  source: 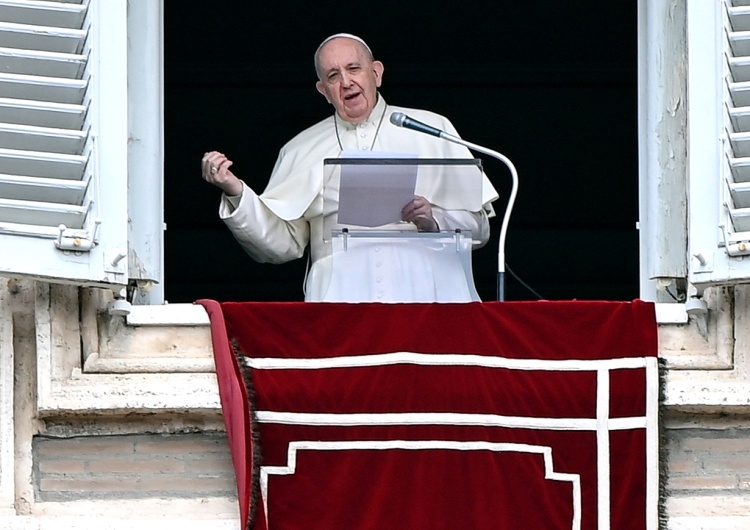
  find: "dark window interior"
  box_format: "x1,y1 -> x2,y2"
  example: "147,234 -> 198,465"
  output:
164,2 -> 638,303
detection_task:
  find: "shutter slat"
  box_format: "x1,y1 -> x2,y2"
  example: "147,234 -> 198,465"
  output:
39,0 -> 85,5
729,57 -> 750,82
0,1 -> 87,30
730,132 -> 750,158
0,147 -> 87,179
729,106 -> 750,130
0,196 -> 87,227
730,181 -> 750,209
729,7 -> 750,31
0,72 -> 86,104
0,97 -> 85,129
0,220 -> 59,238
730,81 -> 750,107
0,46 -> 86,78
0,122 -> 86,154
0,173 -> 86,203
729,157 -> 750,183
0,22 -> 86,54
729,206 -> 750,232
729,31 -> 750,57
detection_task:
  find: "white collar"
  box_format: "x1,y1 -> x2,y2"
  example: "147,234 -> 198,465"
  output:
335,94 -> 387,131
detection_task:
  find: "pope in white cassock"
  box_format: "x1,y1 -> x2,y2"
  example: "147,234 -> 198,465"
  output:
201,33 -> 499,302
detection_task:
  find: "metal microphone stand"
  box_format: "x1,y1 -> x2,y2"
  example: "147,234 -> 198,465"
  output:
436,132 -> 519,302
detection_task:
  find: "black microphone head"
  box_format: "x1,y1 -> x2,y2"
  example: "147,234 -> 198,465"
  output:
390,112 -> 407,127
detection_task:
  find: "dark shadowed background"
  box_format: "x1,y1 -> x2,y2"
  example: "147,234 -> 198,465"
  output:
163,1 -> 638,303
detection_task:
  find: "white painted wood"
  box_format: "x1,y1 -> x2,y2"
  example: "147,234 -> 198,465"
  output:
125,0 -> 164,302
688,0 -> 750,285
0,0 -> 135,288
637,0 -> 688,300
685,0 -> 726,286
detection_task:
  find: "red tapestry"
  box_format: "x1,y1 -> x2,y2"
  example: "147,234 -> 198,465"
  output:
198,300 -> 659,530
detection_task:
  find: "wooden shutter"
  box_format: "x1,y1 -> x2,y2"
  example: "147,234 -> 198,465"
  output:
727,2 -> 750,233
687,0 -> 750,287
0,0 -> 131,287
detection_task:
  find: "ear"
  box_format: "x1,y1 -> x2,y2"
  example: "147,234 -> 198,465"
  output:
373,60 -> 384,88
316,81 -> 331,104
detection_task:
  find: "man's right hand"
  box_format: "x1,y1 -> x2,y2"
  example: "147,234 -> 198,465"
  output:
201,151 -> 244,196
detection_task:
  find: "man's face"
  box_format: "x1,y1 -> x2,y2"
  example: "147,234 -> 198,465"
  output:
315,38 -> 384,124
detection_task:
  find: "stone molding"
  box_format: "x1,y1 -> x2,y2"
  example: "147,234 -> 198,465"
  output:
35,284 -> 219,416
32,282 -> 750,414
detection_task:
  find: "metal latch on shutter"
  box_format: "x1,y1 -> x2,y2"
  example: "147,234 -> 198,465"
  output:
719,225 -> 750,257
55,222 -> 98,252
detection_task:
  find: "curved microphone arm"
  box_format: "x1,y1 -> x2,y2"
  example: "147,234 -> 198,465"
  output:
389,112 -> 519,301
439,132 -> 518,302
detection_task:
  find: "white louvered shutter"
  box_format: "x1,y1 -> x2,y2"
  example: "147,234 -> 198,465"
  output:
726,3 -> 750,239
0,0 -> 134,288
686,0 -> 750,287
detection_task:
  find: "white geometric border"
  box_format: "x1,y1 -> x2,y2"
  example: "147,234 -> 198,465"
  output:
261,440 -> 582,530
248,354 -> 659,530
242,352 -> 650,371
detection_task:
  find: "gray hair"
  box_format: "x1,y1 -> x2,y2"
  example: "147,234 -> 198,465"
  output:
314,33 -> 374,79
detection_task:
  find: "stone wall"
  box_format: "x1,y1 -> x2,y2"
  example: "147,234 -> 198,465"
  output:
3,278 -> 750,528
0,279 -> 238,529
33,433 -> 235,502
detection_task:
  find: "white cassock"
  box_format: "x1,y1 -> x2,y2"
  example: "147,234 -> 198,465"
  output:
219,96 -> 499,302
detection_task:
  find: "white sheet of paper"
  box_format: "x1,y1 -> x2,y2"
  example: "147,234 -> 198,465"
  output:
337,151 -> 418,227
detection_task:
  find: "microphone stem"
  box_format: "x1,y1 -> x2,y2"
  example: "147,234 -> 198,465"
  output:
439,132 -> 518,302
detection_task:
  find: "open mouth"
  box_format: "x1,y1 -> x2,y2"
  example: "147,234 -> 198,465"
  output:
344,91 -> 362,102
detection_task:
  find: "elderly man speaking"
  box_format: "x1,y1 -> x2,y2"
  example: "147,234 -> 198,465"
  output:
201,33 -> 498,302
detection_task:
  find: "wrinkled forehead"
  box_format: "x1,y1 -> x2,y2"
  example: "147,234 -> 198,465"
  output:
315,35 -> 374,74
315,33 -> 373,62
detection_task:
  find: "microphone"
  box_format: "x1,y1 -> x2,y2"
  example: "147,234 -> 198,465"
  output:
390,111 -> 519,302
389,112 -> 444,138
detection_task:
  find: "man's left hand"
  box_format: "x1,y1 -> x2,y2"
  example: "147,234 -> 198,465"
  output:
402,196 -> 438,232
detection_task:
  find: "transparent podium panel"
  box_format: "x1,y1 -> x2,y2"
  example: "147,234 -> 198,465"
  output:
322,229 -> 480,303
321,157 -> 484,240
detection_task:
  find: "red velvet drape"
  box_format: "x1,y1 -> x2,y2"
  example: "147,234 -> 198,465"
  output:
198,300 -> 658,530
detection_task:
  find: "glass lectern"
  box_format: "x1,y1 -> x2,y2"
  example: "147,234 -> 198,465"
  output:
320,157 -> 485,303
